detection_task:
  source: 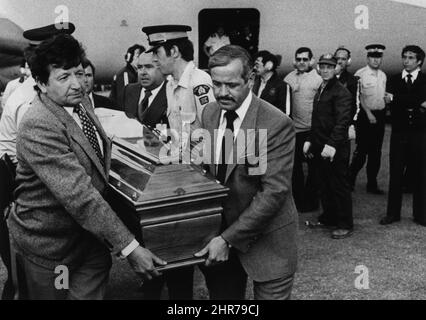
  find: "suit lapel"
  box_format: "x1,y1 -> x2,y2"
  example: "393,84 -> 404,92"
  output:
224,96 -> 259,183
140,81 -> 168,127
40,94 -> 109,183
205,104 -> 221,177
125,84 -> 142,119
83,98 -> 111,177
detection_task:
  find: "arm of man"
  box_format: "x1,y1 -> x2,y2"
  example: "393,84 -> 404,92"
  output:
326,89 -> 353,148
17,116 -> 165,277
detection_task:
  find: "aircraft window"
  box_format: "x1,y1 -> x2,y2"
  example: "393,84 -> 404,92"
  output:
198,8 -> 260,69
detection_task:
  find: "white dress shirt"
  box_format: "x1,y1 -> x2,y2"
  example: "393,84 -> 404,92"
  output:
215,91 -> 252,164
402,68 -> 420,82
64,104 -> 104,155
138,81 -> 164,106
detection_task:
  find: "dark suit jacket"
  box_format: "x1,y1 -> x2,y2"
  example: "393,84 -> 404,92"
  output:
109,64 -> 138,110
252,72 -> 287,113
9,93 -> 134,268
201,95 -> 298,282
92,93 -> 119,110
308,77 -> 352,151
387,71 -> 426,132
123,81 -> 169,128
337,70 -> 358,119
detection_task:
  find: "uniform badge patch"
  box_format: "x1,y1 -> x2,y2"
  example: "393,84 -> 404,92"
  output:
199,96 -> 209,105
193,85 -> 210,97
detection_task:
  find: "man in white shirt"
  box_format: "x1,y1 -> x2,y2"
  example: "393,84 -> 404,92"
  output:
142,24 -> 215,156
349,44 -> 387,194
123,52 -> 168,128
203,25 -> 231,57
196,45 -> 297,300
284,47 -> 323,212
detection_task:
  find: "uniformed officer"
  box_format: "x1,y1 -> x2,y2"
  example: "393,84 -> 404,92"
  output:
349,44 -> 387,194
142,25 -> 215,154
139,24 -> 215,300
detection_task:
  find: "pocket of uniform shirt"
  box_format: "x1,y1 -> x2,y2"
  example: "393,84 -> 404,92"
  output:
363,84 -> 376,96
180,111 -> 196,124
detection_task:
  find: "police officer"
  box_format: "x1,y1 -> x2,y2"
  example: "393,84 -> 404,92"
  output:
349,44 -> 387,194
142,25 -> 215,154
139,24 -> 215,299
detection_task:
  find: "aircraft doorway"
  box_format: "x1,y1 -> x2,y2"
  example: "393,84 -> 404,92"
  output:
198,8 -> 260,69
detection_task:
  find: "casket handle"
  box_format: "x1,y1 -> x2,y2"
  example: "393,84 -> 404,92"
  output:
174,188 -> 186,196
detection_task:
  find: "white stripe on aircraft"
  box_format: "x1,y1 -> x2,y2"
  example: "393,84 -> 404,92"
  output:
388,0 -> 426,8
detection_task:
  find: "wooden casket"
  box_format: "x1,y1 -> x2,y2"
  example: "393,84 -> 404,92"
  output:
107,129 -> 228,271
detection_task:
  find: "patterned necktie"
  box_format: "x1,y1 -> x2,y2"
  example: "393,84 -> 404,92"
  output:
73,104 -> 104,165
217,110 -> 238,184
138,90 -> 152,119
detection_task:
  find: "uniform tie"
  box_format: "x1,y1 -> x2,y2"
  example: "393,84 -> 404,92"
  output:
217,110 -> 238,184
73,104 -> 104,165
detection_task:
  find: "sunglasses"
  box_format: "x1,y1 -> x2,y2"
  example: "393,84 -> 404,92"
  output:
296,57 -> 310,62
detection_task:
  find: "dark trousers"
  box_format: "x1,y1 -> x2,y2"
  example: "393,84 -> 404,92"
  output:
386,131 -> 426,223
140,266 -> 194,300
0,216 -> 14,300
13,242 -> 112,300
292,131 -> 319,211
316,142 -> 353,229
349,108 -> 386,188
199,251 -> 294,300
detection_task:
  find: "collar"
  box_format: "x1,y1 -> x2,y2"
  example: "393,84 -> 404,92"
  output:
296,67 -> 314,75
219,90 -> 252,125
176,61 -> 195,89
402,68 -> 420,81
64,103 -> 83,116
88,92 -> 94,108
141,81 -> 164,96
366,65 -> 380,74
261,71 -> 274,83
322,76 -> 338,90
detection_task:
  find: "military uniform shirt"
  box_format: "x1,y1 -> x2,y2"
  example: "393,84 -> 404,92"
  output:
166,61 -> 215,147
355,66 -> 387,111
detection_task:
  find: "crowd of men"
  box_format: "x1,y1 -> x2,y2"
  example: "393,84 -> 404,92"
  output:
0,20 -> 425,301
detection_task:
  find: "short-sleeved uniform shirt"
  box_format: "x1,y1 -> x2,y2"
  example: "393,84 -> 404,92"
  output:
355,65 -> 387,111
166,61 -> 215,147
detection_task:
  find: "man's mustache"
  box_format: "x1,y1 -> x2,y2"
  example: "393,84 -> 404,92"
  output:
218,96 -> 235,102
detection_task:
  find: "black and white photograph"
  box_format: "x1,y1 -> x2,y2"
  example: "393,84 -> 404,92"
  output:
0,0 -> 425,309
